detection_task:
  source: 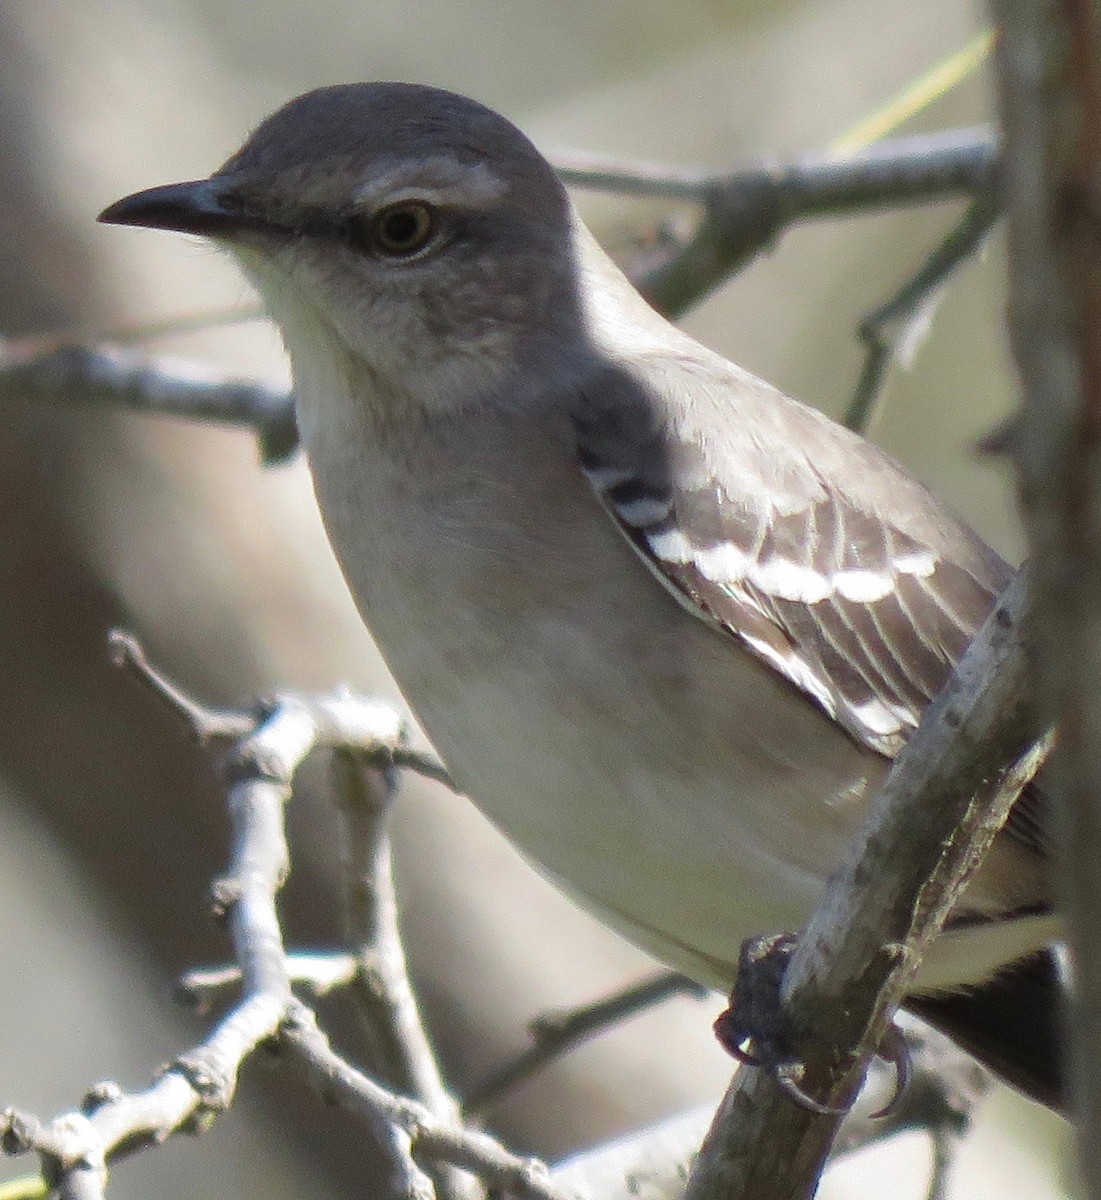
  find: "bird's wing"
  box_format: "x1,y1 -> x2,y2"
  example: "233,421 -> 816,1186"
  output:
572,348 -> 1014,762
573,348 -> 1051,856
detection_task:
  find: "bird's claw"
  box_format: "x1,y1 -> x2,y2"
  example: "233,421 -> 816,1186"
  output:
714,932 -> 912,1118
867,1020 -> 912,1119
775,1064 -> 850,1115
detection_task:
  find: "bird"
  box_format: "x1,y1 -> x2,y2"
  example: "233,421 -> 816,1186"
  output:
99,82 -> 1061,1109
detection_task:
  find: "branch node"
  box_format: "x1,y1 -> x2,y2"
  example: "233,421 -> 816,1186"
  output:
209,876 -> 243,918
79,1084 -> 123,1115
173,1049 -> 237,1113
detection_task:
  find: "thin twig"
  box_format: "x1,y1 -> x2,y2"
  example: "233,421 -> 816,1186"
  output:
331,751 -> 479,1200
110,635 -> 454,785
925,1125 -> 958,1200
108,628 -> 251,741
177,952 -> 359,1009
1,706 -> 306,1200
463,972 -> 706,1116
845,194 -> 1001,432
555,127 -> 993,207
552,149 -> 715,200
388,746 -> 457,790
4,304 -> 265,350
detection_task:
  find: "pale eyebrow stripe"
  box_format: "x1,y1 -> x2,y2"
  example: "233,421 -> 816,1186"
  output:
353,157 -> 508,209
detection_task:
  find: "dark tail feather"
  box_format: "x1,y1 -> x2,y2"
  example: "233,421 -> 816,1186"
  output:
904,949 -> 1064,1112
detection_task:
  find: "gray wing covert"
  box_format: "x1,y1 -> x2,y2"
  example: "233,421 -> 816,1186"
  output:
571,350 -> 1012,761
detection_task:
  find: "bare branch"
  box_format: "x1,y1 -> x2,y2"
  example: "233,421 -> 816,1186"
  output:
627,127 -> 996,317
330,752 -> 480,1200
845,194 -> 1001,432
992,0 -> 1101,1187
682,570 -> 1046,1200
551,150 -> 716,201
108,629 -> 252,741
0,637 -> 463,1199
464,971 -> 706,1116
281,1005 -> 573,1200
178,952 -> 358,1009
2,668 -> 356,1193
110,634 -> 453,786
0,339 -> 298,464
553,1014 -> 988,1200
331,755 -> 446,1102
555,126 -> 993,207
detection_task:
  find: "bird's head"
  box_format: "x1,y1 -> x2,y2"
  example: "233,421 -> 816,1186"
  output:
100,83 -> 588,428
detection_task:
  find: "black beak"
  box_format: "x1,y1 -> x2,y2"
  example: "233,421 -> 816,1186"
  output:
98,178 -> 244,237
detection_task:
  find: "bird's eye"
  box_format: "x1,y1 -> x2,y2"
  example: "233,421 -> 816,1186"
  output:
370,201 -> 435,257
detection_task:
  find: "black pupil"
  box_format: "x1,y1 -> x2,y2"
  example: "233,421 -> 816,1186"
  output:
381,208 -> 422,248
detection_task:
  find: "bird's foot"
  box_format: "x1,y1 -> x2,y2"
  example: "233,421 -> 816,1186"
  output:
713,932 -> 910,1117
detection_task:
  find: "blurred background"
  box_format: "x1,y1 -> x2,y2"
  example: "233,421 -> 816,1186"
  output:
0,0 -> 1074,1196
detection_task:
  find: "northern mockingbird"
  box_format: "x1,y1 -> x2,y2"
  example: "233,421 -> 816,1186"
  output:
99,82 -> 1060,1108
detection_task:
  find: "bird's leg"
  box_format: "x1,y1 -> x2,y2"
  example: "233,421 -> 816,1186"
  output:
713,932 -> 799,1068
713,932 -> 911,1117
